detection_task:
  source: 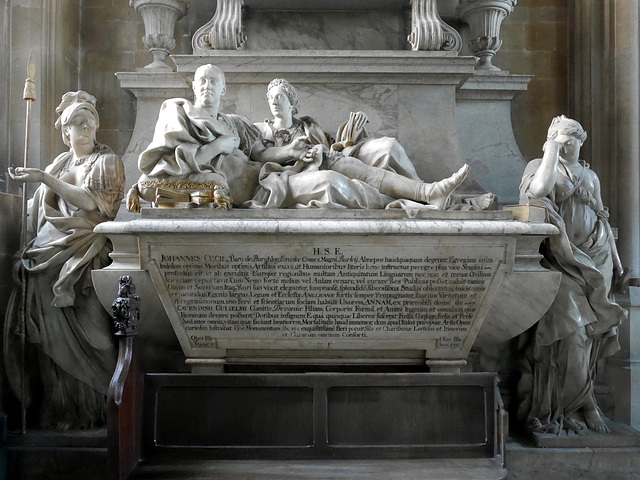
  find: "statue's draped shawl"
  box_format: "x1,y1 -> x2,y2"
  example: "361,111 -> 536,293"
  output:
138,99 -> 264,203
25,145 -> 123,307
337,118 -> 421,182
6,145 -> 124,398
520,159 -> 625,350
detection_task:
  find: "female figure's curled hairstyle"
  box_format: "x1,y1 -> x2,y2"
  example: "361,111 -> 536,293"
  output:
546,114 -> 587,143
267,78 -> 299,115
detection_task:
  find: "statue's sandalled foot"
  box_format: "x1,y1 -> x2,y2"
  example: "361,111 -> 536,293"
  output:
564,412 -> 587,433
474,192 -> 497,211
419,164 -> 470,209
582,408 -> 611,434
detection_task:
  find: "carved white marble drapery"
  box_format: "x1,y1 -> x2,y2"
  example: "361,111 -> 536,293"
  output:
130,0 -> 191,70
192,0 -> 246,52
457,0 -> 516,71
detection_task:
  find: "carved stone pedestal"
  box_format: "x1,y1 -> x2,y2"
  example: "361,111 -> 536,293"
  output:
93,209 -> 559,371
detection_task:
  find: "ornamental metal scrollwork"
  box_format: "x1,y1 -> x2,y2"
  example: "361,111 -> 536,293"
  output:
112,276 -> 141,336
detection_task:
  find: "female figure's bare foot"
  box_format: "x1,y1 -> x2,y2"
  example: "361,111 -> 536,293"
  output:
582,408 -> 610,433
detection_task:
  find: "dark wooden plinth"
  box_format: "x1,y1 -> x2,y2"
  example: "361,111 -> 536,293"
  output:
7,429 -> 107,480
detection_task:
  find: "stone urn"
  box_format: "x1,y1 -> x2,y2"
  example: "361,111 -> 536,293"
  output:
457,0 -> 517,71
130,0 -> 191,71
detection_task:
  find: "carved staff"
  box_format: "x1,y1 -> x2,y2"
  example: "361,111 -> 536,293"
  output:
18,52 -> 36,434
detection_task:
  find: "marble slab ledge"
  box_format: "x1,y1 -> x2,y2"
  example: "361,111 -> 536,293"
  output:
171,51 -> 478,86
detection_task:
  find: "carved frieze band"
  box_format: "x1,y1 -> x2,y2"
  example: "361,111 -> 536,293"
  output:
192,0 -> 246,52
408,0 -> 462,52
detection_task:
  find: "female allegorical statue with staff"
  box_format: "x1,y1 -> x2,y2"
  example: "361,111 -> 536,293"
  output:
6,91 -> 125,429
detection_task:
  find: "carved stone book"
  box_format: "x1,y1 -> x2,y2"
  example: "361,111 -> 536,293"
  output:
503,202 -> 547,222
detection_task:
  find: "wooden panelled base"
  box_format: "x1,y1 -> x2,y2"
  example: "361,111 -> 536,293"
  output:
141,372 -> 504,462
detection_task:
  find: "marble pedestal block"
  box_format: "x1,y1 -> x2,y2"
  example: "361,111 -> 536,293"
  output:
607,286 -> 640,431
456,72 -> 533,206
93,210 -> 559,372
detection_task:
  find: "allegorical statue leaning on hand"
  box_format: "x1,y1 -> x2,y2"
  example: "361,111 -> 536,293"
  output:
6,91 -> 125,430
517,115 -> 628,435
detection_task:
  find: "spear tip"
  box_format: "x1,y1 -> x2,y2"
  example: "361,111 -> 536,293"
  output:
27,52 -> 35,80
23,52 -> 36,102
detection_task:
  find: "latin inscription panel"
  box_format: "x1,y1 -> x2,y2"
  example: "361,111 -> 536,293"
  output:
144,238 -> 507,357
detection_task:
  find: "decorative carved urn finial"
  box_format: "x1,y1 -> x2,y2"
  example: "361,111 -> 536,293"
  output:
130,0 -> 191,71
457,0 -> 517,71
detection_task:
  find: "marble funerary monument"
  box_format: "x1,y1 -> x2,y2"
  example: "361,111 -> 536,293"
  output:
3,1 -> 640,479
92,2 -> 551,478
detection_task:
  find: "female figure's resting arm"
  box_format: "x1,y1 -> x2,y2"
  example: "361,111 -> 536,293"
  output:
9,166 -> 98,212
526,140 -> 562,198
251,135 -> 313,165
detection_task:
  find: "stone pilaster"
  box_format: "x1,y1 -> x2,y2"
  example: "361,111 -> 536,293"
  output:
570,0 -> 640,430
612,2 -> 640,277
568,0 -> 639,275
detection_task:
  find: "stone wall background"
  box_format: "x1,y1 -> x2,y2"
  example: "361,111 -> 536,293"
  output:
0,1 -> 570,182
1,0 -> 82,195
2,0 -> 640,433
500,0 -> 568,161
71,0 -> 569,163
